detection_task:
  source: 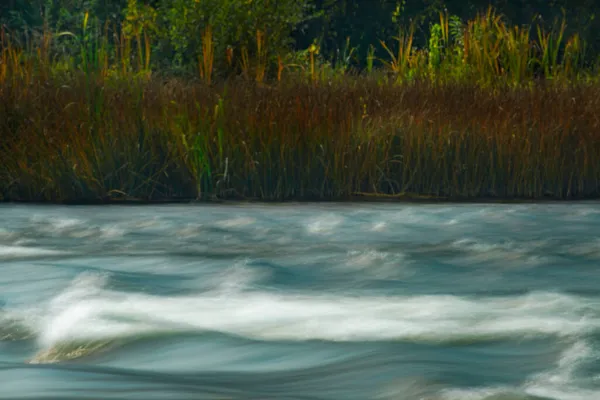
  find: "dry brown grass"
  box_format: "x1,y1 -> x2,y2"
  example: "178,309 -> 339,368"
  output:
1,71 -> 599,202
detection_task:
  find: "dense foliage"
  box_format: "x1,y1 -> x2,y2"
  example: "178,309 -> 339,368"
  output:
1,0 -> 599,75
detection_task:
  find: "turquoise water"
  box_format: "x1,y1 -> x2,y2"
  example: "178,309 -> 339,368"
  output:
0,203 -> 599,400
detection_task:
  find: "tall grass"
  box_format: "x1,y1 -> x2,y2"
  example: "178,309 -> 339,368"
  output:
197,25 -> 214,85
379,23 -> 417,80
1,7 -> 600,203
2,71 -> 599,202
374,6 -> 591,85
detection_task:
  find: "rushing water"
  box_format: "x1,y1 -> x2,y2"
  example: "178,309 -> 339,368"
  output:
0,203 -> 599,400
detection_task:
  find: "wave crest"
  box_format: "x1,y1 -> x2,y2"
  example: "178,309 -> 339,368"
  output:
3,273 -> 595,364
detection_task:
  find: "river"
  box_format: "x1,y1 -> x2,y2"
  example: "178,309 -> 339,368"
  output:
0,203 -> 599,399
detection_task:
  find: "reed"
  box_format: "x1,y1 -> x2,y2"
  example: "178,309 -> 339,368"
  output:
536,17 -> 566,79
255,30 -> 268,84
1,6 -> 600,203
1,69 -> 599,202
379,23 -> 416,80
198,25 -> 214,85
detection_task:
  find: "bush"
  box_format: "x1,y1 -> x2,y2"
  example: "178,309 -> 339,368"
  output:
157,0 -> 312,75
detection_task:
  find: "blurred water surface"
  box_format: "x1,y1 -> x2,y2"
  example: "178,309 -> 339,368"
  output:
1,203 -> 599,400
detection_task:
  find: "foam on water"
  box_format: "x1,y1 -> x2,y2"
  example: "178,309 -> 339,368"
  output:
441,341 -> 600,400
524,341 -> 600,400
370,221 -> 387,232
214,217 -> 256,229
6,273 -> 595,364
450,239 -> 550,267
306,214 -> 345,235
20,215 -> 129,241
0,245 -> 68,259
341,250 -> 413,279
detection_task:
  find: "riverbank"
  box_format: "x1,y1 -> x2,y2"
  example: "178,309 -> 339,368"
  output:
4,194 -> 600,206
2,75 -> 600,203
